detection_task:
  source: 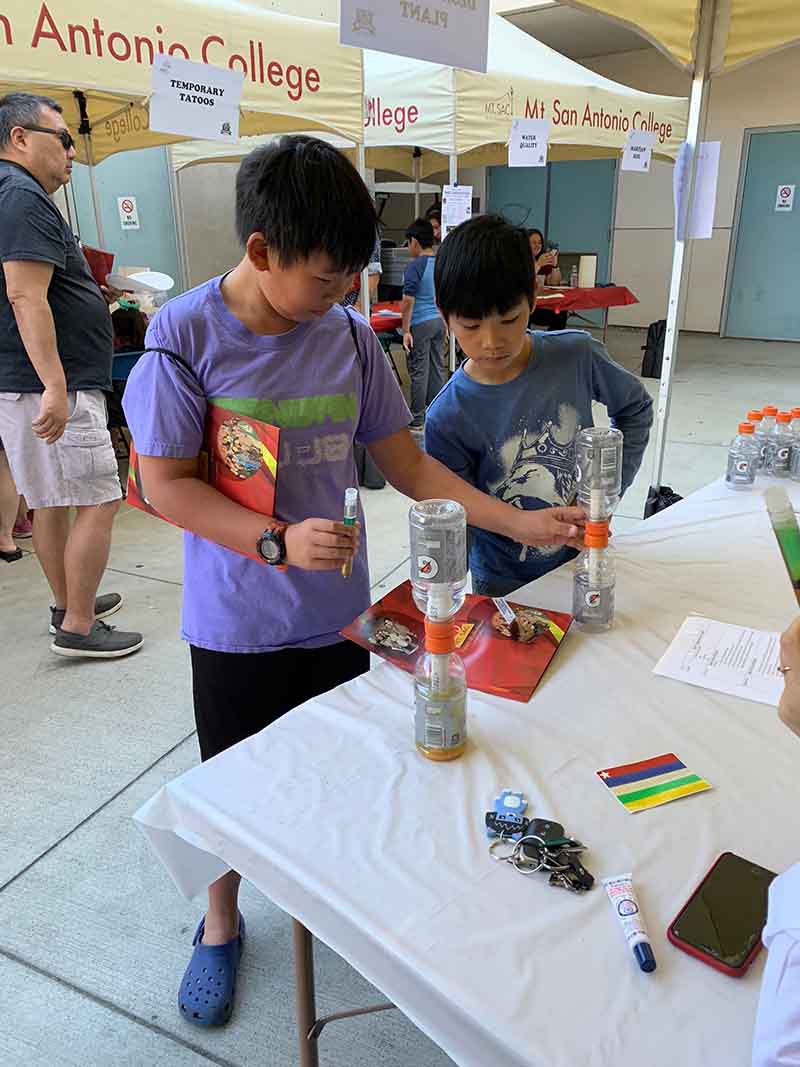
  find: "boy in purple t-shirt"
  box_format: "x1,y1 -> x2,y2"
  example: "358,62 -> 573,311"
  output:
123,136 -> 585,1027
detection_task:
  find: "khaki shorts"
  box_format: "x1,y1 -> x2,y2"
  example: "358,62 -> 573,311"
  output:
0,389 -> 122,509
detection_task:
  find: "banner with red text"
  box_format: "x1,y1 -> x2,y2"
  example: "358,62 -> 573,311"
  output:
0,1 -> 363,161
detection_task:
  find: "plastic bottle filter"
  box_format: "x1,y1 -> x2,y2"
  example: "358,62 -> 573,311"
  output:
575,427 -> 623,520
409,500 -> 467,620
573,520 -> 615,631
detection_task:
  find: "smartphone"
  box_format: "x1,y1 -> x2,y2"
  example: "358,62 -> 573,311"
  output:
546,241 -> 559,252
668,852 -> 776,977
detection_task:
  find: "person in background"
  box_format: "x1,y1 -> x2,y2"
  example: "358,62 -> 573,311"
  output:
0,439 -> 22,561
111,304 -> 147,353
402,218 -> 446,431
528,227 -> 567,331
751,618 -> 800,1066
341,228 -> 382,314
425,204 -> 442,243
426,214 -> 652,598
0,92 -> 140,657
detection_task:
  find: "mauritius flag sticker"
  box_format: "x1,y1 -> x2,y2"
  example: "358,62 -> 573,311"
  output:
596,752 -> 712,814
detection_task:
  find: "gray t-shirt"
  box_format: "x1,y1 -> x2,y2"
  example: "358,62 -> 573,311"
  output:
0,161 -> 113,393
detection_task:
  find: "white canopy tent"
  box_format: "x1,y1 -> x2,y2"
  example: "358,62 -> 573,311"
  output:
562,0 -> 800,513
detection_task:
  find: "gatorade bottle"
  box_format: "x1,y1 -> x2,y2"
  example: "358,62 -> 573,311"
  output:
766,412 -> 794,478
759,406 -> 778,471
726,422 -> 760,489
573,520 -> 615,631
791,409 -> 800,482
414,619 -> 467,761
408,500 -> 467,621
748,410 -> 765,470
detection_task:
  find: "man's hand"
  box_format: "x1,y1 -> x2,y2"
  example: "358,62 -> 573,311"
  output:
403,330 -> 413,353
510,505 -> 586,551
100,284 -> 125,306
32,385 -> 69,444
779,619 -> 800,739
284,518 -> 360,571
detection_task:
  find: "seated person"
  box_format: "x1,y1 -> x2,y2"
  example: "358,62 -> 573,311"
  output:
342,229 -> 382,313
425,214 -> 653,598
112,303 -> 147,352
425,204 -> 442,243
528,228 -> 567,330
752,618 -> 800,1066
402,218 -> 446,430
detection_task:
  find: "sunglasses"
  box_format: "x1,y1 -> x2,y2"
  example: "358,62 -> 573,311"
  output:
22,125 -> 75,151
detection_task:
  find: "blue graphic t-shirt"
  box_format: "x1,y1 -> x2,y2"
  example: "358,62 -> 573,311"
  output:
425,330 -> 653,587
403,255 -> 438,326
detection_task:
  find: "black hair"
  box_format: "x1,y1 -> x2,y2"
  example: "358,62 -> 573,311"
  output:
425,205 -> 441,223
0,93 -> 62,148
406,217 -> 434,249
235,135 -> 377,273
112,307 -> 147,352
527,227 -> 545,249
434,214 -> 534,320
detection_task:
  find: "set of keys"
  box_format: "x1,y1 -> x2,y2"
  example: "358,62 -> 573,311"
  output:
485,792 -> 595,894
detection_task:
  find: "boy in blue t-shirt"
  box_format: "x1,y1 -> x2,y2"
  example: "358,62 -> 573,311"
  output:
426,213 -> 653,598
123,143 -> 584,1028
401,217 -> 446,428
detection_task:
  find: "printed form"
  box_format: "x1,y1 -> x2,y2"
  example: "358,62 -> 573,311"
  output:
653,615 -> 783,706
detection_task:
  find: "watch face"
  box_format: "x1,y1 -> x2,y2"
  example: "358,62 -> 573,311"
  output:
259,531 -> 282,564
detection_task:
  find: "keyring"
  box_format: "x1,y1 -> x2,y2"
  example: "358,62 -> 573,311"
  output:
510,834 -> 546,875
489,836 -> 518,863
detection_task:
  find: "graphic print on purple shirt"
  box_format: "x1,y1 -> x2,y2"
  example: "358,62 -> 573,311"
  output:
122,276 -> 411,653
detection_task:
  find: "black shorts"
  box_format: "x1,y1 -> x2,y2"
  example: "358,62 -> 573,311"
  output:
190,640 -> 370,762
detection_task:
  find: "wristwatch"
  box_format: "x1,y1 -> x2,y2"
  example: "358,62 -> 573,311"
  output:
256,524 -> 287,566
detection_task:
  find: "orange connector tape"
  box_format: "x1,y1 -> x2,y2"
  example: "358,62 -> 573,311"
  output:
424,618 -> 456,654
584,519 -> 610,548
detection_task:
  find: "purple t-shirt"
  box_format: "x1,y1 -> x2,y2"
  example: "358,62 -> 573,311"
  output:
123,276 -> 411,653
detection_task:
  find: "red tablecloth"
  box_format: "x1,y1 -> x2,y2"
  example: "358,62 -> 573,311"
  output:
370,302 -> 402,333
537,285 -> 638,312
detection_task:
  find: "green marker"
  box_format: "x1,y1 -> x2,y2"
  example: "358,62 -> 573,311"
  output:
765,487 -> 800,601
341,487 -> 358,579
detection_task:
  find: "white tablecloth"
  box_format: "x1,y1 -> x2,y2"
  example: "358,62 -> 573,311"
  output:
135,478 -> 800,1067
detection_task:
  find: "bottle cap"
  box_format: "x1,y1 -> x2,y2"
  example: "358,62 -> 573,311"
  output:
747,410 -> 763,422
345,487 -> 358,506
738,422 -> 755,434
634,942 -> 657,973
763,405 -> 778,416
424,618 -> 456,654
584,519 -> 610,548
777,411 -> 792,423
792,408 -> 800,418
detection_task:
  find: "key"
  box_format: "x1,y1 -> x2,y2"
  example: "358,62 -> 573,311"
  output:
485,811 -> 530,840
560,853 -> 595,891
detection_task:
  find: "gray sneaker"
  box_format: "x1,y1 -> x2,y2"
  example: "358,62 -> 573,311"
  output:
51,620 -> 143,659
49,593 -> 123,635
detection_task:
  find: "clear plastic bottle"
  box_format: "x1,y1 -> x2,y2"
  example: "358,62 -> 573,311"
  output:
573,521 -> 615,631
766,412 -> 794,478
414,620 -> 467,761
569,264 -> 579,288
409,500 -> 467,620
725,421 -> 760,489
575,427 -> 624,519
748,409 -> 767,470
761,406 -> 778,435
790,408 -> 800,436
791,409 -> 800,482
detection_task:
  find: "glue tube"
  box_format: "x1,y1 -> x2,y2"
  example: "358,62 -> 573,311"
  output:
341,487 -> 358,579
602,872 -> 657,973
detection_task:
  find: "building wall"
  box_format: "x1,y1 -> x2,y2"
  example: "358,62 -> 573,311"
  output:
582,44 -> 800,332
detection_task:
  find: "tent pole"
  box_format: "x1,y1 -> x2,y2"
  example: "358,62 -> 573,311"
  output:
447,153 -> 458,373
357,142 -> 371,322
644,0 -> 716,517
74,91 -> 105,247
413,148 -> 421,216
166,148 -> 190,292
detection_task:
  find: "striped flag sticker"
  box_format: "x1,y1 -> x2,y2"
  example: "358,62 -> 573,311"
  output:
596,753 -> 712,813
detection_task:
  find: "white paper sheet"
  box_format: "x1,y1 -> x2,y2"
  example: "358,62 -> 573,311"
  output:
508,118 -> 550,168
441,184 -> 472,239
673,140 -> 720,240
149,56 -> 243,142
621,129 -> 656,172
653,615 -> 783,706
340,0 -> 490,73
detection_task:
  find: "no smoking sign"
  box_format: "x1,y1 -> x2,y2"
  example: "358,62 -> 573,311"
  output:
775,184 -> 795,212
117,196 -> 140,229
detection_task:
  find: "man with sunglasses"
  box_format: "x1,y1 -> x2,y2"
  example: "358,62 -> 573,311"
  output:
0,93 -> 142,658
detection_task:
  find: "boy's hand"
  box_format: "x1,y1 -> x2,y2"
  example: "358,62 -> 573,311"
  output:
511,505 -> 586,551
284,519 -> 360,571
403,331 -> 413,353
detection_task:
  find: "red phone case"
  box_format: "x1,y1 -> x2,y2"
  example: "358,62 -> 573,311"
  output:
667,851 -> 767,977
